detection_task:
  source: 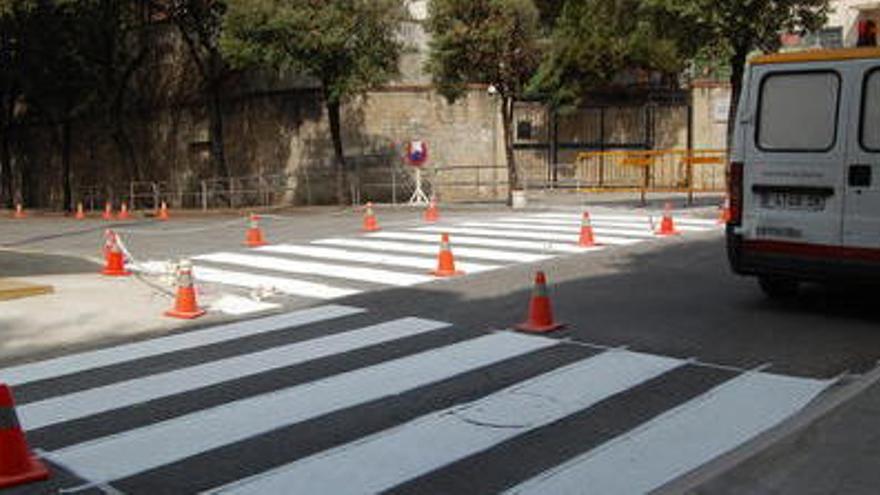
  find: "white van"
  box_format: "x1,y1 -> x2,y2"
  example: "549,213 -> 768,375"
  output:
727,47 -> 880,297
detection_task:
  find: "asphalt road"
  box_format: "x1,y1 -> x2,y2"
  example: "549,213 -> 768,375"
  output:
3,204 -> 879,494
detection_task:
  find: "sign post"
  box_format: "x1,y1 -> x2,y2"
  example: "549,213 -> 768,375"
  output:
405,140 -> 430,206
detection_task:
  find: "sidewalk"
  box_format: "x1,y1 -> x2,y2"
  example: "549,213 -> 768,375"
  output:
0,250 -> 193,366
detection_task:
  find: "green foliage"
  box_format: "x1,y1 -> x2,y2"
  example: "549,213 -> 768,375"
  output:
425,0 -> 543,103
221,0 -> 407,104
531,0 -> 685,108
644,0 -> 830,59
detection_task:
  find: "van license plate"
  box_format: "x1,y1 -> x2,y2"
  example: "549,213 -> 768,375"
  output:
759,192 -> 826,211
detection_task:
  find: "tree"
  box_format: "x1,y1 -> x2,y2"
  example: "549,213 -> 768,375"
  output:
221,0 -> 407,205
87,0 -> 152,183
16,1 -> 102,211
425,0 -> 543,205
531,0 -> 685,109
645,0 -> 830,146
168,0 -> 234,179
0,2 -> 25,206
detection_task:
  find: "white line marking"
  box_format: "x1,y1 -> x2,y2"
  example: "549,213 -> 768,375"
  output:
367,232 -> 590,254
500,217 -> 712,232
208,349 -> 685,495
413,226 -> 643,246
50,332 -> 558,484
20,318 -> 450,431
195,252 -> 432,287
312,238 -> 551,263
531,212 -> 720,227
193,266 -> 359,299
505,372 -> 833,495
460,221 -> 658,238
257,244 -> 498,273
0,305 -> 363,387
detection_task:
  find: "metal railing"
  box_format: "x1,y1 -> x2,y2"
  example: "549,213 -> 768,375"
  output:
569,148 -> 728,203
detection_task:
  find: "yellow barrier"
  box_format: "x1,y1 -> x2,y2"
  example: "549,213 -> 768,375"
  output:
573,149 -> 727,204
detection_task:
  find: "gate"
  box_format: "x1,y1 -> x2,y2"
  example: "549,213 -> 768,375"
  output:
512,92 -> 691,190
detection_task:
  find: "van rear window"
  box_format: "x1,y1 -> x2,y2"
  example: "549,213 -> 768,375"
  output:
862,69 -> 880,151
757,71 -> 840,152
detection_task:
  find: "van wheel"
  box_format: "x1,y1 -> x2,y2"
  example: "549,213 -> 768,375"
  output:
758,276 -> 799,299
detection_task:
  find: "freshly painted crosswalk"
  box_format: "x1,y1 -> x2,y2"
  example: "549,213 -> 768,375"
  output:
19,317 -> 451,430
6,304 -> 831,494
0,304 -> 363,386
506,372 -> 832,495
48,332 -> 556,484
210,350 -> 685,495
129,211 -> 720,308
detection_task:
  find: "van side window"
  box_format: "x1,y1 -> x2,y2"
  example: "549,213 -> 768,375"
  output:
757,71 -> 840,152
862,69 -> 880,151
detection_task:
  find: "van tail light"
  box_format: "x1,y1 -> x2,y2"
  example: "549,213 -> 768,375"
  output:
728,161 -> 744,226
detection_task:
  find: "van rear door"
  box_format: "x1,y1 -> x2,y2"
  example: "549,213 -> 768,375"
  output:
742,65 -> 849,249
842,62 -> 880,250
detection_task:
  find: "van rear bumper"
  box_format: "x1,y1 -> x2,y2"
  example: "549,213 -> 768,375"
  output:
727,229 -> 880,282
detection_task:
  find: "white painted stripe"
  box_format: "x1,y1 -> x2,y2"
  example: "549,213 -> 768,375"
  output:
414,226 -> 643,246
209,349 -> 684,495
0,305 -> 363,387
312,238 -> 551,263
20,318 -> 450,431
460,221 -> 658,239
368,232 -> 589,254
193,266 -> 359,299
506,372 -> 833,495
51,332 -> 557,484
532,212 -> 719,227
195,252 -> 431,287
500,217 -> 712,232
257,244 -> 499,274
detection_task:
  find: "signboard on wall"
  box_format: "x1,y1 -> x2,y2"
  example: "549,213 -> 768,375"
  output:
713,98 -> 731,123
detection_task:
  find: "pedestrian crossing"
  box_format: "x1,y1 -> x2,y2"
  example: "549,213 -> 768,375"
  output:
1,305 -> 832,493
133,211 -> 720,308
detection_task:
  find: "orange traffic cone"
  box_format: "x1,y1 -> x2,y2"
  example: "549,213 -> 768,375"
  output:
0,384 -> 50,489
12,203 -> 24,219
158,201 -> 170,221
430,233 -> 464,277
655,203 -> 680,236
578,211 -> 601,247
424,197 -> 439,223
102,202 -> 113,220
718,196 -> 731,225
245,213 -> 267,247
117,202 -> 130,220
75,202 -> 85,220
515,271 -> 564,333
165,260 -> 206,319
362,202 -> 380,232
101,230 -> 130,277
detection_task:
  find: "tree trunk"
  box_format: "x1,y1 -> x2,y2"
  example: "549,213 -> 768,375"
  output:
1,125 -> 11,208
112,126 -> 140,182
208,85 -> 229,179
326,100 -> 347,206
501,96 -> 519,206
61,119 -> 72,212
726,49 -> 748,152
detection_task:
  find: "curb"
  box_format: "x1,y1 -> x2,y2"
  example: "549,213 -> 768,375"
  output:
651,363 -> 880,494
